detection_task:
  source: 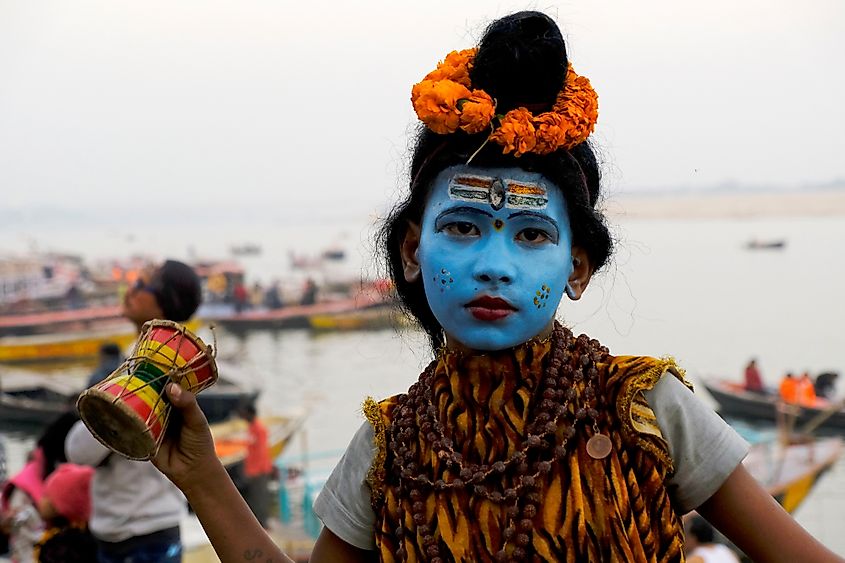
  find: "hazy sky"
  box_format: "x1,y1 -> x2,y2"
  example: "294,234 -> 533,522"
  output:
1,0 -> 843,216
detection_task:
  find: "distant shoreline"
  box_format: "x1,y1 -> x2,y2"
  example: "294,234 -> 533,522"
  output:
604,190 -> 845,219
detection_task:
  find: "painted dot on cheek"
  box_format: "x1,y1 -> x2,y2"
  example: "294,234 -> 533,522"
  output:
534,284 -> 552,308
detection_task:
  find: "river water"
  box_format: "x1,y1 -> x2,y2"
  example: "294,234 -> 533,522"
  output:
1,213 -> 844,554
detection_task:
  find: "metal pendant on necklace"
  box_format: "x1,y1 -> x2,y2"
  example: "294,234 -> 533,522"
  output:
586,433 -> 613,459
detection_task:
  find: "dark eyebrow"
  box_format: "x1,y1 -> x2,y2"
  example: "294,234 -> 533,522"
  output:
506,210 -> 560,232
436,206 -> 495,221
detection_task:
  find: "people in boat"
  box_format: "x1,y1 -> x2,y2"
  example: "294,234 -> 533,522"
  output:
263,280 -> 284,310
779,372 -> 798,404
797,372 -> 817,407
300,277 -> 318,306
743,358 -> 765,393
66,259 -> 201,563
684,514 -> 741,563
814,372 -> 839,400
151,12 -> 841,562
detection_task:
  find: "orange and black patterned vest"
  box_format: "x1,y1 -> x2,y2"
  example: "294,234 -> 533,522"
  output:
364,338 -> 688,563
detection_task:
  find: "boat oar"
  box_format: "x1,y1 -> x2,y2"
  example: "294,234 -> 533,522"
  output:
800,398 -> 845,435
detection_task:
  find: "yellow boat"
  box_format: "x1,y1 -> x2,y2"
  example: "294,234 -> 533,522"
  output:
744,436 -> 843,513
308,304 -> 402,332
0,319 -> 201,364
211,412 -> 307,470
0,325 -> 136,364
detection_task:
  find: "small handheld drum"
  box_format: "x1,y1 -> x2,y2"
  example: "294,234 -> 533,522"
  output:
77,320 -> 218,460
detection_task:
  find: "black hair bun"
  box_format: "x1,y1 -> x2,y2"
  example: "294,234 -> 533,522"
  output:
469,11 -> 568,114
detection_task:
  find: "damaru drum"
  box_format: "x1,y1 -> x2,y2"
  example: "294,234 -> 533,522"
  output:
77,319 -> 218,460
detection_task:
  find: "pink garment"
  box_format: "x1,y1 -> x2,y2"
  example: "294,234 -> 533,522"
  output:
1,448 -> 45,511
42,463 -> 94,524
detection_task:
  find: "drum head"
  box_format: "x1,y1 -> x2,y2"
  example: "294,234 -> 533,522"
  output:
77,389 -> 158,461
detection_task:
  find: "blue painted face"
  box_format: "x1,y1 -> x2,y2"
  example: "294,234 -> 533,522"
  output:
419,165 -> 574,351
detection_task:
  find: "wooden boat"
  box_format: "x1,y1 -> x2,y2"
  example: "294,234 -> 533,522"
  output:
201,290 -> 388,331
308,304 -> 399,332
703,380 -> 845,432
745,238 -> 787,250
0,369 -> 255,426
744,436 -> 843,513
0,305 -> 125,337
197,377 -> 260,424
0,325 -> 137,364
230,243 -> 262,257
211,412 -> 306,470
0,375 -> 77,424
0,318 -> 204,364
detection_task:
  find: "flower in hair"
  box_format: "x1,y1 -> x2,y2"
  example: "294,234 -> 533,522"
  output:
411,80 -> 472,134
423,49 -> 475,87
457,90 -> 496,134
411,48 -> 599,156
490,108 -> 537,156
532,112 -> 569,155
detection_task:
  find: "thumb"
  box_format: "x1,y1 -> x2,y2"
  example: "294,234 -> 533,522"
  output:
166,382 -> 208,427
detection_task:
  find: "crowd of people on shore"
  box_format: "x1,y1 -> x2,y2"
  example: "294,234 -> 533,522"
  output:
206,275 -> 319,314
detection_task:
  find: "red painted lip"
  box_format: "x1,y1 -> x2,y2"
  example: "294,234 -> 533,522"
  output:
465,296 -> 516,321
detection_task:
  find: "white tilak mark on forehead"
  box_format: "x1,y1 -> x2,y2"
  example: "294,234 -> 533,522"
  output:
448,175 -> 548,210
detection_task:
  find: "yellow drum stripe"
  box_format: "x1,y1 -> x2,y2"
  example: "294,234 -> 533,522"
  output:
106,374 -> 169,415
135,340 -> 201,389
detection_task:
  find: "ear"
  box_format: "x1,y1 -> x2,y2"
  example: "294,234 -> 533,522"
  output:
566,247 -> 593,300
400,221 -> 422,283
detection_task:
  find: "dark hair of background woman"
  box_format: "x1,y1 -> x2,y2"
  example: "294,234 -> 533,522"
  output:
378,11 -> 614,351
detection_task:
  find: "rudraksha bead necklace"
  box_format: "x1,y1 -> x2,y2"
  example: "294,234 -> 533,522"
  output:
387,322 -> 610,562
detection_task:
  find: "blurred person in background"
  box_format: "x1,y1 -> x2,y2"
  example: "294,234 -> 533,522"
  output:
66,259 -> 201,563
238,404 -> 273,530
743,358 -> 764,394
684,514 -> 741,563
86,343 -> 123,388
797,372 -> 817,407
814,372 -> 839,400
34,463 -> 97,563
1,412 -> 78,563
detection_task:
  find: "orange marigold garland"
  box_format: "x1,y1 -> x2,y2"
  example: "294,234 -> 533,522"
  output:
490,108 -> 537,156
411,48 -> 598,157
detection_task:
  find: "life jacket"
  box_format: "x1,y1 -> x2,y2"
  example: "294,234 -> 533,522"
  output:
365,338 -> 687,563
779,378 -> 798,404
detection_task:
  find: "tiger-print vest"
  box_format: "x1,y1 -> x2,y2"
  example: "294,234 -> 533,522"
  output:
364,338 -> 689,562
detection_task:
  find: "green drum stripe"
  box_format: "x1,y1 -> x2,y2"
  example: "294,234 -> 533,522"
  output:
133,362 -> 169,395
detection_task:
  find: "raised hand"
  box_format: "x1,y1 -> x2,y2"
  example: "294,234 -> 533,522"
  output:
153,382 -> 219,494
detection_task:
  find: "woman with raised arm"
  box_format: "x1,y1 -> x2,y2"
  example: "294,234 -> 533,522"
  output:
154,11 -> 841,563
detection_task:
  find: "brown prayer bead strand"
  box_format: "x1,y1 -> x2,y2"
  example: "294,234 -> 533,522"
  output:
387,323 -> 609,561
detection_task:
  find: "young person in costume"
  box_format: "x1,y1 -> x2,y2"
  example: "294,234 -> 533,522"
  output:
152,11 -> 841,562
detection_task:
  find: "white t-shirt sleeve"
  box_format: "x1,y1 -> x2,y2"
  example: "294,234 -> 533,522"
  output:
644,373 -> 750,513
65,419 -> 111,466
312,421 -> 378,551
